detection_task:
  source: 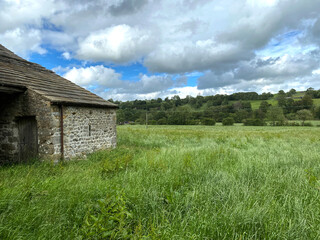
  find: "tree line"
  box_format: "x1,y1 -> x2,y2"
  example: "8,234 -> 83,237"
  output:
110,88 -> 320,126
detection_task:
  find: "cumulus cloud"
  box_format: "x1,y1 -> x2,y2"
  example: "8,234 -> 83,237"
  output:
144,40 -> 252,74
0,27 -> 46,57
120,74 -> 174,94
62,65 -> 175,97
235,53 -> 320,81
0,0 -> 56,32
198,72 -> 238,89
77,24 -> 155,63
197,51 -> 320,90
63,65 -> 123,88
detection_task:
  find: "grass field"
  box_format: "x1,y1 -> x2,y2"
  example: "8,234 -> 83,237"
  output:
241,98 -> 320,110
229,91 -> 320,110
1,125 -> 320,239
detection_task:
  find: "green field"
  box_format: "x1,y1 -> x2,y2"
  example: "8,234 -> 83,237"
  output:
1,125 -> 320,239
240,98 -> 320,110
230,91 -> 320,110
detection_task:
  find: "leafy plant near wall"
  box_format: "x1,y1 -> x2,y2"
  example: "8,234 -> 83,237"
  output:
100,150 -> 133,178
81,190 -> 134,239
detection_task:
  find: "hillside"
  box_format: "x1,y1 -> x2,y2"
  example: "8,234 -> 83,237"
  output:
111,88 -> 320,125
246,91 -> 320,110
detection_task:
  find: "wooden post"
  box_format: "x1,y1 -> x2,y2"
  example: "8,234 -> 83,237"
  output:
146,111 -> 148,129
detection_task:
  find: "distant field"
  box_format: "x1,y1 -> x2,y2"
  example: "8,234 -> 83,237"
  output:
1,125 -> 320,239
228,91 -> 320,110
313,98 -> 320,106
242,95 -> 320,110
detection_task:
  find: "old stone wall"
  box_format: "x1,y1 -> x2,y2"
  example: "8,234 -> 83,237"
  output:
0,89 -> 56,163
0,93 -> 19,163
51,106 -> 117,159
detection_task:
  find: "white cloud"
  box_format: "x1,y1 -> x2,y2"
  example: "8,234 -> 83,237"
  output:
312,69 -> 320,75
62,52 -> 71,60
144,40 -> 249,74
77,24 -> 155,63
63,65 -> 123,88
62,65 -> 175,97
0,27 -> 46,57
0,0 -> 57,32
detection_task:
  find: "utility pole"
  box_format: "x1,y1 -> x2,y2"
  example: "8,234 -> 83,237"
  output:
146,111 -> 148,129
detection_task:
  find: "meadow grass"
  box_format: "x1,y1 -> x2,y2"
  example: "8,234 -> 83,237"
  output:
1,125 -> 320,239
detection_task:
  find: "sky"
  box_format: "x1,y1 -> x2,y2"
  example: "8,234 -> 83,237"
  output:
1,0 -> 320,101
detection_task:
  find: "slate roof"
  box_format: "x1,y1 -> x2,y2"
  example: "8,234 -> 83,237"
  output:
0,44 -> 117,108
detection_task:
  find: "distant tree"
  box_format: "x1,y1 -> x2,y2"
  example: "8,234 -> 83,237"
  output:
243,118 -> 265,126
301,94 -> 313,109
277,90 -> 286,107
222,117 -> 235,126
286,89 -> 296,97
315,90 -> 320,98
195,95 -> 205,108
171,95 -> 181,107
221,98 -> 229,105
284,98 -> 295,113
232,101 -> 243,111
188,96 -> 197,107
157,118 -> 167,125
253,109 -> 265,120
161,101 -> 173,110
260,92 -> 274,100
154,111 -> 167,121
296,109 -> 313,126
234,109 -> 251,123
285,113 -> 296,120
267,107 -> 286,126
202,118 -> 216,126
259,101 -> 271,113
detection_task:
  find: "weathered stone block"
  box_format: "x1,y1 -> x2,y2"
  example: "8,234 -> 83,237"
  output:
1,143 -> 16,151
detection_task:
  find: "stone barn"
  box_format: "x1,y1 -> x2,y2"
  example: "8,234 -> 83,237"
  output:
0,44 -> 118,164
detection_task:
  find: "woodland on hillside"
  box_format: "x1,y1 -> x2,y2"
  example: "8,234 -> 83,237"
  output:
111,88 -> 320,126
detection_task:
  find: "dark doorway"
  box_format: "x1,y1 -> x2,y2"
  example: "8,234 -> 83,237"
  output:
18,117 -> 38,162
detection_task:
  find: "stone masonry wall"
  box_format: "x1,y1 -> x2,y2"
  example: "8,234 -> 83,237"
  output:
0,93 -> 19,163
51,106 -> 117,159
0,89 -> 57,163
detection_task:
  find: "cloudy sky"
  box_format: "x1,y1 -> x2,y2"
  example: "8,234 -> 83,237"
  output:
1,0 -> 320,100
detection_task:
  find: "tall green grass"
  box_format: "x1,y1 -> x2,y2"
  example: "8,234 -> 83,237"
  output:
1,125 -> 320,239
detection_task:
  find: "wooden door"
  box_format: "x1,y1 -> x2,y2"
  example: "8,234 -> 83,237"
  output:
18,117 -> 38,162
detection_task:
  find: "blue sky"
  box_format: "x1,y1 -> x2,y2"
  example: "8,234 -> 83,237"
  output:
1,0 -> 320,100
